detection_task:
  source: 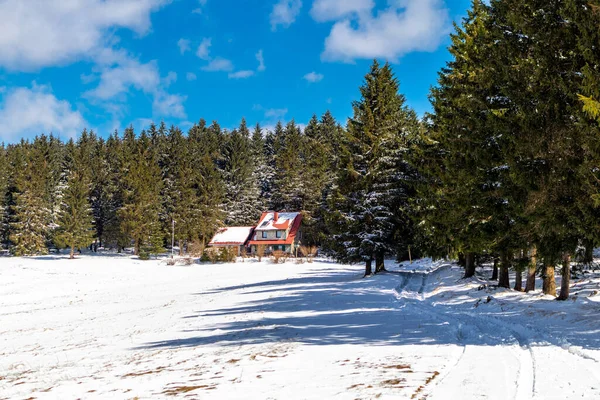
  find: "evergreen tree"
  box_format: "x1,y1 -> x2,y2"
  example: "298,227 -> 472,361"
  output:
222,118 -> 262,225
251,123 -> 272,212
329,60 -> 419,274
54,139 -> 95,258
10,138 -> 53,255
119,128 -> 164,255
272,120 -> 305,211
188,120 -> 226,243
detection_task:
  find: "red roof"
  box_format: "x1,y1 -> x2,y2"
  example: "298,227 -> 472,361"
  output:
248,213 -> 303,246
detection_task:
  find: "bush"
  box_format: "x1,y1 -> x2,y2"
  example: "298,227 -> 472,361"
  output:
166,258 -> 177,266
299,245 -> 318,263
219,247 -> 237,263
271,250 -> 288,264
139,251 -> 150,261
188,240 -> 205,258
256,244 -> 266,262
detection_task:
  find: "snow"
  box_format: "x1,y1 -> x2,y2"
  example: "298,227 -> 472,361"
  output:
209,226 -> 254,245
1,255 -> 600,399
254,212 -> 299,230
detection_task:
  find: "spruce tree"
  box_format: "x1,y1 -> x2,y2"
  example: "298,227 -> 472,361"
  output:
0,144 -> 9,248
119,128 -> 164,255
54,140 -> 95,258
222,118 -> 262,225
329,60 -> 419,274
10,138 -> 53,256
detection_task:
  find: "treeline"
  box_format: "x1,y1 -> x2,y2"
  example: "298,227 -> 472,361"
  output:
0,113 -> 348,259
413,0 -> 600,300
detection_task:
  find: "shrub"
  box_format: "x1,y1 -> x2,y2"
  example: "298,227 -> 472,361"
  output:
138,251 -> 150,261
256,244 -> 266,262
299,245 -> 318,263
188,240 -> 205,258
271,250 -> 287,264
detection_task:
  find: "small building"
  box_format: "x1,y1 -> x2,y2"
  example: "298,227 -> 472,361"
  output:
208,226 -> 255,256
247,211 -> 303,255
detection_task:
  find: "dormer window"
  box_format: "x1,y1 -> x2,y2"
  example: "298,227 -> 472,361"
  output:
276,230 -> 282,238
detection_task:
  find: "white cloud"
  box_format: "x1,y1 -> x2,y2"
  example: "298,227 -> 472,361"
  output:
153,92 -> 187,119
256,49 -> 266,72
310,0 -> 373,22
270,0 -> 302,31
0,0 -> 168,71
320,0 -> 450,62
186,72 -> 197,81
264,108 -> 288,119
0,84 -> 87,141
303,71 -> 324,82
85,52 -> 186,119
85,57 -> 160,100
196,38 -> 212,60
228,70 -> 255,79
163,71 -> 177,86
202,57 -> 234,72
178,38 -> 191,54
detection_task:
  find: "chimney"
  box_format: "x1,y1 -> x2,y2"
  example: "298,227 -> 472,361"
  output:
274,211 -> 279,222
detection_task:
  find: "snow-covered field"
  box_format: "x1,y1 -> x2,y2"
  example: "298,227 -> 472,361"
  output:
1,255 -> 600,399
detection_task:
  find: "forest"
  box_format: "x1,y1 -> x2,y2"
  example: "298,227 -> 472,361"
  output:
2,0 -> 600,302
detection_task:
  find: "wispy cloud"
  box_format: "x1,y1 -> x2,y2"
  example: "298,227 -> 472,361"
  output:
303,71 -> 324,83
196,38 -> 212,60
270,0 -> 302,31
177,38 -> 191,55
201,57 -> 234,72
228,70 -> 255,79
256,49 -> 266,72
186,72 -> 197,81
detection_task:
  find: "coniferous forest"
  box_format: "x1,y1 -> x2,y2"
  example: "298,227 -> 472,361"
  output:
2,0 -> 600,301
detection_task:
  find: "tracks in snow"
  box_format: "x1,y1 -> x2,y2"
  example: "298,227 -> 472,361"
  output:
393,266 -> 600,400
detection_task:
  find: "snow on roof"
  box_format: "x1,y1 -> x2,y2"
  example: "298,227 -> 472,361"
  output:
209,226 -> 254,245
254,212 -> 300,231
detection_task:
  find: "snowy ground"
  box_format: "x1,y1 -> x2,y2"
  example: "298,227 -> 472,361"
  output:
1,255 -> 600,399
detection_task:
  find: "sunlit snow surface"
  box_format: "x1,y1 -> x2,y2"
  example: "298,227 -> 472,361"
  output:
1,254 -> 600,399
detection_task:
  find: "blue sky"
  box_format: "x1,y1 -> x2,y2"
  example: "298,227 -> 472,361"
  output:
0,0 -> 472,142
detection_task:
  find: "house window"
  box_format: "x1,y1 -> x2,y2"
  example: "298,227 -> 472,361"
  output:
262,231 -> 268,239
276,230 -> 282,238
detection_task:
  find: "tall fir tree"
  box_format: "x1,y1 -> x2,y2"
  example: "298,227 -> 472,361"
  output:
329,60 -> 419,274
119,128 -> 164,256
222,118 -> 262,225
54,139 -> 95,258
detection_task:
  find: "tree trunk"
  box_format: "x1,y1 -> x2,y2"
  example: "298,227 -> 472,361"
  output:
464,252 -> 476,278
557,254 -> 571,301
375,252 -> 386,274
584,240 -> 594,265
458,253 -> 466,267
491,257 -> 499,281
179,239 -> 183,256
542,261 -> 557,296
70,245 -> 75,260
514,270 -> 522,291
364,257 -> 373,277
525,247 -> 537,292
134,239 -> 140,256
498,252 -> 510,289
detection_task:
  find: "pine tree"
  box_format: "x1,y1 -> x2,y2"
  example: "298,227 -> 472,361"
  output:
119,128 -> 164,255
222,118 -> 262,225
10,138 -> 53,256
272,120 -> 305,211
251,123 -> 272,213
54,139 -> 95,258
188,120 -> 226,243
329,60 -> 419,274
